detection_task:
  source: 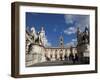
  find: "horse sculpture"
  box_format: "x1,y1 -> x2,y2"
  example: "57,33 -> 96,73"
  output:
30,27 -> 46,46
31,27 -> 38,43
27,27 -> 46,55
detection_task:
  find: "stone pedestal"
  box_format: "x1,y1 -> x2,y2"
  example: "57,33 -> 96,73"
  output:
26,44 -> 46,66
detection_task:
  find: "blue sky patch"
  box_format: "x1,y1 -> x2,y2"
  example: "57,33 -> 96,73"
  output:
26,12 -> 89,47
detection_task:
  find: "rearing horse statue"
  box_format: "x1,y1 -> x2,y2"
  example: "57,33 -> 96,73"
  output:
31,27 -> 38,43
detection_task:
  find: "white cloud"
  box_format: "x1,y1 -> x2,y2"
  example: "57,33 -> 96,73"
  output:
64,14 -> 89,32
66,42 -> 75,48
64,15 -> 74,24
65,38 -> 77,47
72,38 -> 77,42
44,36 -> 52,47
46,42 -> 52,47
64,27 -> 76,35
53,28 -> 57,32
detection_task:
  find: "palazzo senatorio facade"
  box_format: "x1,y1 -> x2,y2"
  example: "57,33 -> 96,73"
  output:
25,26 -> 89,67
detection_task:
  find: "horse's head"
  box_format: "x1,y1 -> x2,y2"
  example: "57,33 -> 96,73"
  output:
31,27 -> 36,34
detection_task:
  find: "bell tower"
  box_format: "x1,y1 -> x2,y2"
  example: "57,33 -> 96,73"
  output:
59,35 -> 64,48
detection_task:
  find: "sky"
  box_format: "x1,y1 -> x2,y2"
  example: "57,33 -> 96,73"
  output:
26,12 -> 90,47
